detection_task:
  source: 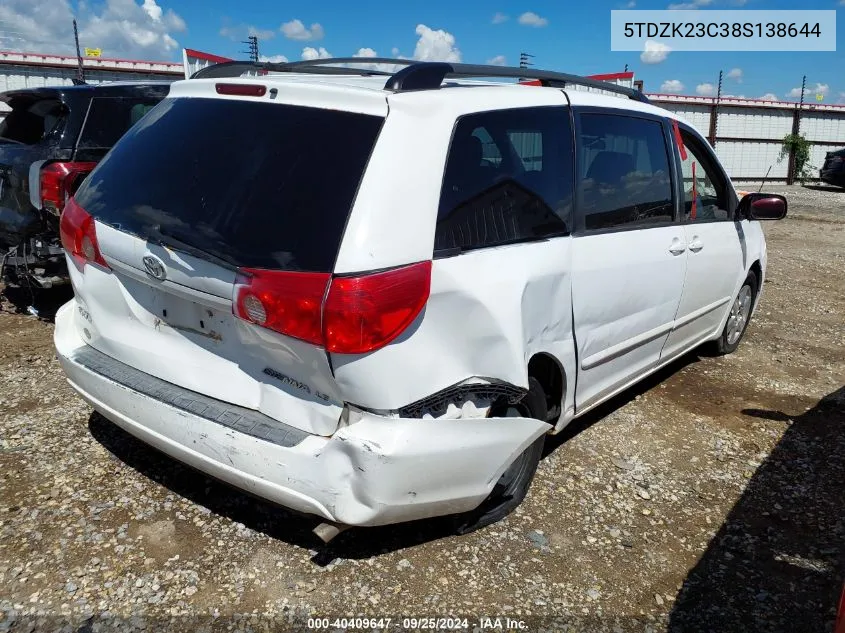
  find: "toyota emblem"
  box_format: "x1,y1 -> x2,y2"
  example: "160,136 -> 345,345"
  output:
142,254 -> 167,281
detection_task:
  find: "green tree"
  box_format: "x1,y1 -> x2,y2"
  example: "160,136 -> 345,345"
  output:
780,133 -> 813,183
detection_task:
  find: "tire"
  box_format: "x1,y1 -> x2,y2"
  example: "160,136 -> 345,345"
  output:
454,377 -> 547,535
712,271 -> 758,356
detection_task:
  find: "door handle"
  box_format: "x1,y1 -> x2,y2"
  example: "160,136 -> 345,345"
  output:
689,238 -> 704,253
669,239 -> 686,255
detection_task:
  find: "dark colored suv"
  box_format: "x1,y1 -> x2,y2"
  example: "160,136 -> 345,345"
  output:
820,148 -> 845,188
0,82 -> 170,293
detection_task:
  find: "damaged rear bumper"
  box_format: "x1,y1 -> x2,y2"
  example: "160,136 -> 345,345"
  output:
54,300 -> 549,527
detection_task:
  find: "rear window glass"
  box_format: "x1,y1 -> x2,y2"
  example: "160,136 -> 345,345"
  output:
75,98 -> 384,271
78,97 -> 165,149
436,106 -> 574,254
0,97 -> 66,145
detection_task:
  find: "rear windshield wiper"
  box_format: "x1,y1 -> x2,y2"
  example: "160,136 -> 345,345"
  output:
148,225 -> 239,272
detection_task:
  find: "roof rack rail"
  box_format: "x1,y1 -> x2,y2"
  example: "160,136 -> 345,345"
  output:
190,58 -> 650,104
190,60 -> 394,79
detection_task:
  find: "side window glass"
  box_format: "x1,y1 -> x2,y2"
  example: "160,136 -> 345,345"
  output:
577,113 -> 674,231
435,107 -> 574,254
78,97 -> 162,149
678,130 -> 729,222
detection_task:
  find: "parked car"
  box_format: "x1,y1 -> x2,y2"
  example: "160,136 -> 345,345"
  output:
820,148 -> 845,188
52,60 -> 787,537
0,81 -> 170,294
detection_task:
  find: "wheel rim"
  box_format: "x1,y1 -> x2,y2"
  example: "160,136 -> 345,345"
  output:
726,284 -> 752,346
495,404 -> 532,493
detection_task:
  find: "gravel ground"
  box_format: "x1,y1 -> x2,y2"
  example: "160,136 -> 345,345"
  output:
1,184 -> 843,633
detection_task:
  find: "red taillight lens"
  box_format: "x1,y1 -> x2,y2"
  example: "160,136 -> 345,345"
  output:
836,583 -> 845,633
233,269 -> 331,345
40,162 -> 97,215
215,83 -> 267,97
323,261 -> 432,354
231,261 -> 432,354
59,197 -> 109,270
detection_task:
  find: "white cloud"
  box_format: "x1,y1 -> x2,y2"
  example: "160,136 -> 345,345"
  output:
391,47 -> 400,56
759,93 -> 779,101
248,26 -> 276,40
0,0 -> 187,59
668,0 -> 712,8
839,92 -> 845,104
141,0 -> 162,22
727,67 -> 743,82
492,12 -> 509,24
487,55 -> 507,66
660,79 -> 685,93
518,12 -> 549,27
301,46 -> 332,60
412,24 -> 461,62
622,0 -> 636,6
219,23 -> 275,41
281,19 -> 324,41
640,40 -> 671,64
354,47 -> 378,58
786,82 -> 830,99
696,82 -> 716,96
259,54 -> 288,63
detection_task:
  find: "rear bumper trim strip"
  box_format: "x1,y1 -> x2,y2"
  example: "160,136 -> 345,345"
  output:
69,345 -> 310,448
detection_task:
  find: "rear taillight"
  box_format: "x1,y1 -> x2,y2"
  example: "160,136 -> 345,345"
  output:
234,270 -> 330,345
232,261 -> 432,354
323,261 -> 432,354
836,583 -> 845,633
40,162 -> 97,215
59,197 -> 110,270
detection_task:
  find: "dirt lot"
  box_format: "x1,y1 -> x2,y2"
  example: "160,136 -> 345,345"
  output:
1,184 -> 843,633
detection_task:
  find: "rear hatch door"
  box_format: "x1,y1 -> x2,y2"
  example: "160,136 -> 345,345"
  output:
0,93 -> 70,246
71,91 -> 386,436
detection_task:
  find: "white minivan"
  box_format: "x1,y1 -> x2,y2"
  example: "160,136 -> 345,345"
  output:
53,60 -> 786,536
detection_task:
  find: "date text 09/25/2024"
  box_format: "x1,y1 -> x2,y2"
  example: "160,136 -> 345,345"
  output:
307,617 -> 530,630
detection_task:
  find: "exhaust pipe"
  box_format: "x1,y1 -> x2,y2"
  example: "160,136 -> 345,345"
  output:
313,521 -> 349,543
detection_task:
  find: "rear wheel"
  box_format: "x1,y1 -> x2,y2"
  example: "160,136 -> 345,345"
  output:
454,377 -> 547,535
712,271 -> 757,355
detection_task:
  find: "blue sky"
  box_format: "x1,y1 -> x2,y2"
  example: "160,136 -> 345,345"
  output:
2,0 -> 844,102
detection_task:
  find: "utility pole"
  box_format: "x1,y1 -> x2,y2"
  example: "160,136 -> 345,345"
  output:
73,19 -> 85,84
242,35 -> 259,62
708,69 -> 723,147
787,74 -> 807,185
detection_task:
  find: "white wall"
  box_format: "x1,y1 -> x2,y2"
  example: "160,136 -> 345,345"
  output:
654,98 -> 845,182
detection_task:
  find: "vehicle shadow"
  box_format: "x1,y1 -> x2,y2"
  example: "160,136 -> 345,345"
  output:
0,284 -> 73,321
88,351 -> 707,566
802,184 -> 844,194
87,412 -> 460,565
544,351 -> 703,455
667,385 -> 845,633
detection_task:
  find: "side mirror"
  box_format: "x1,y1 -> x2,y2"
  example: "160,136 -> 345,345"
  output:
737,192 -> 787,221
